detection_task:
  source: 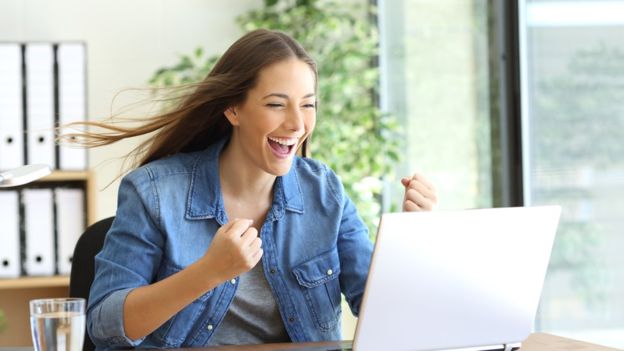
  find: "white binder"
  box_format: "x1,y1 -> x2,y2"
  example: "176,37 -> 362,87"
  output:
0,191 -> 21,278
23,188 -> 55,276
0,43 -> 25,170
55,188 -> 85,275
25,43 -> 56,168
57,43 -> 87,170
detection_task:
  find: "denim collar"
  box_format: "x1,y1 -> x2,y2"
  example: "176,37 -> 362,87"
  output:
186,138 -> 304,224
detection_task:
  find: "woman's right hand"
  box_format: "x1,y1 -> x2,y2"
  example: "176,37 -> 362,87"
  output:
201,218 -> 263,283
122,218 -> 262,341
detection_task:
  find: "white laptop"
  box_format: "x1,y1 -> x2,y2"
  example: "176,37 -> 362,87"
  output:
345,206 -> 561,351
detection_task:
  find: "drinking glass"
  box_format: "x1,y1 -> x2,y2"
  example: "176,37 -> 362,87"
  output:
30,298 -> 86,351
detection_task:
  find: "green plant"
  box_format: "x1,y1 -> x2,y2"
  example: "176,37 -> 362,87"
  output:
150,0 -> 401,237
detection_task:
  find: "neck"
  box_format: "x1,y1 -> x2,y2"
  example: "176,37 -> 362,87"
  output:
219,139 -> 276,201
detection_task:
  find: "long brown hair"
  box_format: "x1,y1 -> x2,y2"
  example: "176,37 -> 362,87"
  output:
61,29 -> 317,168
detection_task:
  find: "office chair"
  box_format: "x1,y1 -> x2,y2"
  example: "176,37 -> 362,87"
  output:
69,216 -> 115,351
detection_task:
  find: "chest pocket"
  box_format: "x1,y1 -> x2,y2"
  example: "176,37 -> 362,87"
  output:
152,263 -> 214,347
292,249 -> 342,332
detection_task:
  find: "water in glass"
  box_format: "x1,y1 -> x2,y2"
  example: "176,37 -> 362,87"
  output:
30,298 -> 85,351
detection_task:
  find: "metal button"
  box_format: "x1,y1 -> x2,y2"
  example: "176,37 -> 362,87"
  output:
327,269 -> 333,276
207,324 -> 213,331
270,267 -> 276,274
230,279 -> 236,284
288,316 -> 295,323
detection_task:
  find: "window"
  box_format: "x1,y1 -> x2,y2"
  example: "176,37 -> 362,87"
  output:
379,0 -> 497,211
520,1 -> 624,347
380,0 -> 624,347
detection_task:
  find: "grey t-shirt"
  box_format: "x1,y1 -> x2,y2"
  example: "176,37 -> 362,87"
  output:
208,261 -> 290,345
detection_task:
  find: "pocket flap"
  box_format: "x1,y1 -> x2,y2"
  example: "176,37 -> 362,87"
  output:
292,249 -> 341,288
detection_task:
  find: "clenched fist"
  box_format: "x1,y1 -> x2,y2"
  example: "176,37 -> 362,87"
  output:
201,218 -> 263,283
401,173 -> 437,212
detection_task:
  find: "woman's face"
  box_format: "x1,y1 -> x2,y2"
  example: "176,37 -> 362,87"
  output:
226,58 -> 316,176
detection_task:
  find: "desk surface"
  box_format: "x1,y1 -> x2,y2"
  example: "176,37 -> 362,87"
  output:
173,333 -> 619,351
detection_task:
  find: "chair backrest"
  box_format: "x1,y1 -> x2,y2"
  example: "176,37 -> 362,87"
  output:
69,216 -> 114,351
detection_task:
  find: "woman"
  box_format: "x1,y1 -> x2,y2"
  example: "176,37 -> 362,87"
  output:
81,29 -> 437,349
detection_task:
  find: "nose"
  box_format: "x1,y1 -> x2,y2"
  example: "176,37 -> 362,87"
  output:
285,106 -> 305,132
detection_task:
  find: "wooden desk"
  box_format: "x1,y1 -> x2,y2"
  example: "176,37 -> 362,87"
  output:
171,333 -> 619,350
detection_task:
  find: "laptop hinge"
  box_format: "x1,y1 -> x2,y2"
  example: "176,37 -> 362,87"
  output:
503,342 -> 521,351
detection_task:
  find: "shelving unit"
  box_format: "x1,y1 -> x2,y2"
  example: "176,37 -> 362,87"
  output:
0,276 -> 70,290
38,170 -> 96,224
0,170 -> 93,346
0,284 -> 69,346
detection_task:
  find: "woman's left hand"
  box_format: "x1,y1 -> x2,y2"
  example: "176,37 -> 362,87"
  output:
401,173 -> 437,212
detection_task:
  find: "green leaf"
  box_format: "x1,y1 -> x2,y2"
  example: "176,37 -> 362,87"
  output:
194,47 -> 203,58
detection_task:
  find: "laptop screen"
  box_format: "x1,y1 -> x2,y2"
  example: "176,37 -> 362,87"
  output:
353,206 -> 561,351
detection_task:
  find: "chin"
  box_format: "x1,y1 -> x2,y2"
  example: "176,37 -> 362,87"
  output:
265,158 -> 295,177
272,163 -> 294,177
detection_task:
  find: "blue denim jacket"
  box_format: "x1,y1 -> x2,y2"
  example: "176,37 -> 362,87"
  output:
87,138 -> 373,349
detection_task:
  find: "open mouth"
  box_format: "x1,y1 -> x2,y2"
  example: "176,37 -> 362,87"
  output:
267,136 -> 298,157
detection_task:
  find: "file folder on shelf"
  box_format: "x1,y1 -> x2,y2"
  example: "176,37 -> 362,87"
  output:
57,43 -> 87,170
25,43 -> 56,168
0,191 -> 21,278
0,43 -> 25,170
23,188 -> 55,276
55,188 -> 86,275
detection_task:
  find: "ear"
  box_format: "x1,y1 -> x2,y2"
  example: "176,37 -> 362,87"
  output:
224,106 -> 240,126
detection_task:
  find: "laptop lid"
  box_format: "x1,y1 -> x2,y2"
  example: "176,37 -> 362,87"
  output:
352,206 -> 561,351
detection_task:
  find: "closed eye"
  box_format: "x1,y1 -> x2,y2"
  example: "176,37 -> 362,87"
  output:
266,103 -> 284,108
302,103 -> 316,109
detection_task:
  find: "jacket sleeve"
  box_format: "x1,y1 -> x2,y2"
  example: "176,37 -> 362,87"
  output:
86,168 -> 164,349
327,171 -> 374,317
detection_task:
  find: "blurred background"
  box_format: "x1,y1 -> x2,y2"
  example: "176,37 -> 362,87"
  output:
0,0 -> 622,348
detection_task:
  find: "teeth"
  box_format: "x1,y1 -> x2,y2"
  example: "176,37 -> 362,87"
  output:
268,136 -> 298,146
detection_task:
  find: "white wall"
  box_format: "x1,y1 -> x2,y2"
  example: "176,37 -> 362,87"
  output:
0,0 -> 261,220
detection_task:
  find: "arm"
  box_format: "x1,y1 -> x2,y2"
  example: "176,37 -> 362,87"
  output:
336,195 -> 373,316
324,170 -> 373,316
335,171 -> 437,315
87,172 -> 262,347
123,218 -> 262,340
122,254 -> 222,340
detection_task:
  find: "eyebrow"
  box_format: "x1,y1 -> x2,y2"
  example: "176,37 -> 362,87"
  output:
261,93 -> 316,100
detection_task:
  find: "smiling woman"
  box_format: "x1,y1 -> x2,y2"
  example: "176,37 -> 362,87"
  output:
221,58 -> 317,177
58,29 -> 436,349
